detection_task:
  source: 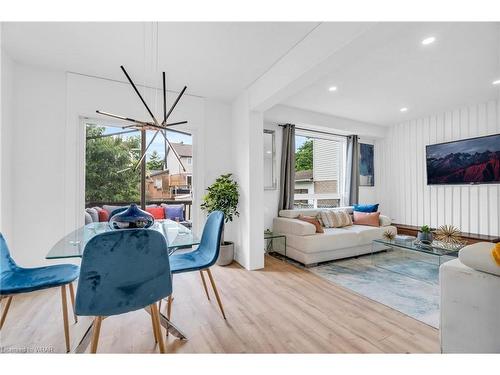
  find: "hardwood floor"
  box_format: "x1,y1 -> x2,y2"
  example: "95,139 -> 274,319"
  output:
0,255 -> 439,353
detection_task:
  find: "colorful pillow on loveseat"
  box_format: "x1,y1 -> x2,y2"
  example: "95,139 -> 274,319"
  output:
353,203 -> 379,213
162,204 -> 185,221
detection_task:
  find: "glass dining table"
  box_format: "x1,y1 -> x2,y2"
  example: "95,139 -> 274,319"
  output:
46,219 -> 199,352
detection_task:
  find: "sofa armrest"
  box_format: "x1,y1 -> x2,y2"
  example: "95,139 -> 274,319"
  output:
273,217 -> 316,236
379,215 -> 392,227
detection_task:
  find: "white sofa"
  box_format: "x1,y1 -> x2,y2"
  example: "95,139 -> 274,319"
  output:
440,243 -> 500,353
272,207 -> 397,266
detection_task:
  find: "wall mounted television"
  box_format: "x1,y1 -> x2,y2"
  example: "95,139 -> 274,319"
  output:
426,133 -> 500,185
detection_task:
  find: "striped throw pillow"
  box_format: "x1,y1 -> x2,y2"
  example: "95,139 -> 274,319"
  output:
319,209 -> 352,228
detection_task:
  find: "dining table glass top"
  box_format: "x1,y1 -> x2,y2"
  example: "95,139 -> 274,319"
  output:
46,220 -> 199,259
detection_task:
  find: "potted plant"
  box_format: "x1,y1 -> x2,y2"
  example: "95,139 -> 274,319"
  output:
417,225 -> 433,244
201,173 -> 240,266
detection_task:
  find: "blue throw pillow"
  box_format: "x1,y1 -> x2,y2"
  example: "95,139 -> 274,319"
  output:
353,204 -> 379,213
163,204 -> 185,221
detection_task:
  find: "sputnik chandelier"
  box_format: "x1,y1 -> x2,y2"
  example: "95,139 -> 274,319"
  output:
96,65 -> 188,172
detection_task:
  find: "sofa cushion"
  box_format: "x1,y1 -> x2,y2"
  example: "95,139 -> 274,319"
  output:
279,206 -> 354,219
320,210 -> 352,228
273,217 -> 316,236
162,204 -> 185,221
353,203 -> 379,212
85,208 -> 99,223
84,212 -> 93,225
459,242 -> 500,276
146,207 -> 166,220
297,215 -> 324,233
98,209 -> 109,222
353,211 -> 380,227
379,214 -> 392,227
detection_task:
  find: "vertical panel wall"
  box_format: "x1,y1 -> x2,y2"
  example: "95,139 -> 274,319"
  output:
375,99 -> 500,236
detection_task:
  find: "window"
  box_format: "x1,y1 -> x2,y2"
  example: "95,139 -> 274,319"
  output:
294,130 -> 346,209
85,123 -> 193,207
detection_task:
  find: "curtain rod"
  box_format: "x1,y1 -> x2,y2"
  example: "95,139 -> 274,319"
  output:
278,124 -> 350,138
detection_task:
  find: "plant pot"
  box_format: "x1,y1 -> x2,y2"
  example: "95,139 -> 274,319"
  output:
217,241 -> 234,266
417,231 -> 433,243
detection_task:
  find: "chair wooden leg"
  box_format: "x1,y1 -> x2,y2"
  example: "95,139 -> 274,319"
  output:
68,283 -> 78,323
150,307 -> 159,343
150,303 -> 165,353
61,285 -> 70,353
199,270 -> 210,300
167,295 -> 173,320
90,316 -> 103,353
0,296 -> 13,329
205,268 -> 226,320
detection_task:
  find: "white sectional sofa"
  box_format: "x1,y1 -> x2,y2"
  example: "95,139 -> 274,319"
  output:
440,242 -> 500,353
272,207 -> 397,266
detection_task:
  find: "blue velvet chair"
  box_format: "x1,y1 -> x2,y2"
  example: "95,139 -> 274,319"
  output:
0,233 -> 80,352
166,211 -> 226,320
75,229 -> 172,353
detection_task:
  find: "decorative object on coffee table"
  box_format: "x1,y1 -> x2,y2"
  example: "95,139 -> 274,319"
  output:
109,203 -> 154,229
417,224 -> 433,244
434,224 -> 464,248
201,173 -> 240,266
383,230 -> 396,242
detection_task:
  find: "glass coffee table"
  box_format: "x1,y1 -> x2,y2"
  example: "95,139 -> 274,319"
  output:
371,238 -> 461,284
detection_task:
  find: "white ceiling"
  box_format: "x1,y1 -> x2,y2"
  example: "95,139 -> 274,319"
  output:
2,22 -> 318,100
283,22 -> 500,126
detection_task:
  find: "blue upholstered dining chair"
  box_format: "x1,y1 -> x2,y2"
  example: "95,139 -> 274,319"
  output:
75,229 -> 172,353
0,233 -> 80,353
166,211 -> 226,320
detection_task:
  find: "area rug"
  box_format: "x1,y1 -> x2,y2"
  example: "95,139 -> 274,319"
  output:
272,250 -> 446,328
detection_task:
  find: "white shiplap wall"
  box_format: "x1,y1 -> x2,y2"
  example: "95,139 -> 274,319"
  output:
375,99 -> 500,236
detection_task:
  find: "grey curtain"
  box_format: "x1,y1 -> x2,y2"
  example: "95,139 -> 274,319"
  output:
278,124 -> 296,211
345,135 -> 359,206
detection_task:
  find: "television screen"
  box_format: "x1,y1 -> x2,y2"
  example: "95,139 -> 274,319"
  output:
426,133 -> 500,185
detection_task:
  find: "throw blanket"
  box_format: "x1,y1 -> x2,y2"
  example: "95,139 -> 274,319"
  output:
492,243 -> 500,266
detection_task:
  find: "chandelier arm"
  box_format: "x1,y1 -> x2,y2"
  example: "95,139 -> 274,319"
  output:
120,65 -> 160,126
165,121 -> 188,127
163,86 -> 187,124
133,130 -> 161,171
96,110 -> 151,126
159,129 -> 187,172
163,72 -> 167,124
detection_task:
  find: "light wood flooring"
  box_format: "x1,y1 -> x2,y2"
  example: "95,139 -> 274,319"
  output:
0,255 -> 439,353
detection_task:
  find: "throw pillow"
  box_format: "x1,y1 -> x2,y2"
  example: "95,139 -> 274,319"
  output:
163,204 -> 185,221
98,209 -> 109,222
85,208 -> 99,223
320,210 -> 352,228
84,212 -> 93,225
297,215 -> 324,233
353,203 -> 379,213
459,242 -> 500,276
353,211 -> 380,227
146,207 -> 166,220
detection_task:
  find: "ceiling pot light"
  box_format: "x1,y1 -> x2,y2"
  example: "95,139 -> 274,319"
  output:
400,107 -> 408,112
493,79 -> 500,85
328,86 -> 337,92
421,36 -> 436,45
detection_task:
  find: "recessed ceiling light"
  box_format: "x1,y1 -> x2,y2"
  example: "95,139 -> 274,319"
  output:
400,107 -> 408,112
328,86 -> 338,92
493,79 -> 500,85
421,36 -> 436,45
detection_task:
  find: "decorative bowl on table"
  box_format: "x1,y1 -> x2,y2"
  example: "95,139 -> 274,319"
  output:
109,203 -> 154,229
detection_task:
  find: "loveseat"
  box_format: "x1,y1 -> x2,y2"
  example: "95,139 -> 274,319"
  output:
272,206 -> 397,266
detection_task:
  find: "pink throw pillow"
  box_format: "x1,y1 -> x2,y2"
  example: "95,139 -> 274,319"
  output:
353,211 -> 380,227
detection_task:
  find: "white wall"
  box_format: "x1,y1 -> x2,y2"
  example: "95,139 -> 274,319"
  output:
1,60 -> 236,267
376,99 -> 500,236
231,92 -> 264,270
